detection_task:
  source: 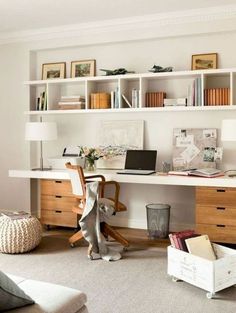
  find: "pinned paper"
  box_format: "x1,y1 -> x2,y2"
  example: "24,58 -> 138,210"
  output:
203,129 -> 217,139
176,135 -> 194,147
181,145 -> 200,163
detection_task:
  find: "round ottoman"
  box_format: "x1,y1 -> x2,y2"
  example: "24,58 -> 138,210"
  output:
0,216 -> 42,254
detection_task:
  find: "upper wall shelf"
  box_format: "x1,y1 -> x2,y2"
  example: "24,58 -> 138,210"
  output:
25,68 -> 236,115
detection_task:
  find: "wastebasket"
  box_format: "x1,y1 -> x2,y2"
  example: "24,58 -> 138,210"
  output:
146,203 -> 170,239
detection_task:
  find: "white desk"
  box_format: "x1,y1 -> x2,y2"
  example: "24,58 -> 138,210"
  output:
8,169 -> 236,188
8,169 -> 236,243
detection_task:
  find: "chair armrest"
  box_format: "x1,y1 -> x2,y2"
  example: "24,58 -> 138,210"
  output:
85,175 -> 105,182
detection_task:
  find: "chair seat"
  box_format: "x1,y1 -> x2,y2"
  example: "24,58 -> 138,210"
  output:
107,198 -> 127,212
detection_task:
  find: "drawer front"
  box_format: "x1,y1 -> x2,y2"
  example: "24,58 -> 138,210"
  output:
41,179 -> 73,197
196,205 -> 236,226
195,223 -> 236,243
41,195 -> 76,212
41,210 -> 77,227
196,187 -> 236,206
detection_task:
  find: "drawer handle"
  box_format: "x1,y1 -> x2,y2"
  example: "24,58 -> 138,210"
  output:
216,189 -> 225,193
55,195 -> 62,198
216,207 -> 226,210
216,224 -> 225,228
55,210 -> 62,213
55,181 -> 62,184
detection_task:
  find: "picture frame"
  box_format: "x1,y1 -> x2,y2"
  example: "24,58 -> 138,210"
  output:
71,59 -> 96,78
191,53 -> 218,70
42,62 -> 66,80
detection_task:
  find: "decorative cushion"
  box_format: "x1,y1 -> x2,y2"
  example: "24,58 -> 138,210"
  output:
0,216 -> 42,254
0,271 -> 34,312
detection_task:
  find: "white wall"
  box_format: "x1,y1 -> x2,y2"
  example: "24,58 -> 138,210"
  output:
1,27 -> 236,230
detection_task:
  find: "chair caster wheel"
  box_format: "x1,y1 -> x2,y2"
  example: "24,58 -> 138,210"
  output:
70,243 -> 75,248
172,276 -> 182,282
206,292 -> 215,299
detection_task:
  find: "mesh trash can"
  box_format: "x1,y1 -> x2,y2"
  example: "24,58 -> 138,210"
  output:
146,203 -> 170,239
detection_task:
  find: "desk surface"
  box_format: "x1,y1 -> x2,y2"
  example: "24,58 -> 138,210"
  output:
8,169 -> 236,188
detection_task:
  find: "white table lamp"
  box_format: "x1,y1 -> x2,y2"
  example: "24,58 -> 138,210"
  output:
25,122 -> 57,171
221,119 -> 236,141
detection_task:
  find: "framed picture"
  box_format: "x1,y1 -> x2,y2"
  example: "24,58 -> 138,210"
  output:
191,53 -> 217,70
42,62 -> 66,80
71,59 -> 96,78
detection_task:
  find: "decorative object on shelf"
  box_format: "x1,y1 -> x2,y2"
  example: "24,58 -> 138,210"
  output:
25,120 -> 58,171
42,62 -> 66,80
148,65 -> 173,73
71,59 -> 96,78
100,68 -> 135,76
191,53 -> 217,70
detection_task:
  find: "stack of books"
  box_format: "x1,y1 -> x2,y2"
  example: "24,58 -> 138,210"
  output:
164,98 -> 187,107
58,95 -> 85,110
204,88 -> 230,106
145,92 -> 166,107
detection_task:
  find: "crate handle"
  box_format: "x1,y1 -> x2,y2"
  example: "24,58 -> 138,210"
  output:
55,210 -> 62,213
216,224 -> 225,227
55,180 -> 62,183
216,207 -> 225,210
55,195 -> 62,198
216,189 -> 225,192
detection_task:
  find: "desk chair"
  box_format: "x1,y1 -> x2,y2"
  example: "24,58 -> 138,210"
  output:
65,163 -> 129,256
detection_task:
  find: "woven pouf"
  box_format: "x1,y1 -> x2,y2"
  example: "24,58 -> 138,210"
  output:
0,216 -> 42,254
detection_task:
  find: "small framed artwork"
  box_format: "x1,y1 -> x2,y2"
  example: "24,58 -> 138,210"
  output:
191,53 -> 218,70
42,62 -> 66,80
71,59 -> 96,78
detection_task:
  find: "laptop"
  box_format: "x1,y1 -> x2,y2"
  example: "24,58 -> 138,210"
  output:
117,150 -> 157,175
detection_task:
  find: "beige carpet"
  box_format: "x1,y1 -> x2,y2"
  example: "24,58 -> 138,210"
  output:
1,234 -> 236,313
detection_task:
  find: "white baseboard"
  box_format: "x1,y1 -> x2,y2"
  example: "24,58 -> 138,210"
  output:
110,216 -> 194,231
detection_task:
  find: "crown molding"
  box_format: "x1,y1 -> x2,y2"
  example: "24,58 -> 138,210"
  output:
1,5 -> 236,46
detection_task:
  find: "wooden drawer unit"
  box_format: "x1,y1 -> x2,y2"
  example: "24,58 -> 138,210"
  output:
195,224 -> 236,243
196,186 -> 236,243
40,179 -> 77,228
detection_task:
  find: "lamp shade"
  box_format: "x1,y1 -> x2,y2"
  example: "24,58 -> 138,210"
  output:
25,122 -> 57,141
221,119 -> 236,142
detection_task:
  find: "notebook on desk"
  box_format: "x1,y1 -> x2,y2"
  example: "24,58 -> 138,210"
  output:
117,150 -> 157,175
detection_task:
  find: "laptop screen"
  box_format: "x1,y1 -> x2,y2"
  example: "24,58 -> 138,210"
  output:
124,150 -> 157,170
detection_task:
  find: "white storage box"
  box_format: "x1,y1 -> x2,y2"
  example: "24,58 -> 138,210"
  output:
48,156 -> 85,169
167,244 -> 236,298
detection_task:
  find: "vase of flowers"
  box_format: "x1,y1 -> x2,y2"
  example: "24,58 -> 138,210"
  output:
80,147 -> 103,171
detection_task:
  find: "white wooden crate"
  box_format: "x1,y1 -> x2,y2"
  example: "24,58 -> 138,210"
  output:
167,244 -> 236,298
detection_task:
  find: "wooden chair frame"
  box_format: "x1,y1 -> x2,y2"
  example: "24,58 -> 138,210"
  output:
66,163 -> 129,256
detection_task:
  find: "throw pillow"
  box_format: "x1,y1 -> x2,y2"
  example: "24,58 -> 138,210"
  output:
0,271 -> 34,312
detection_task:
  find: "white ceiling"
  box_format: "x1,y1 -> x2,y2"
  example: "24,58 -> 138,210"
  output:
0,0 -> 235,33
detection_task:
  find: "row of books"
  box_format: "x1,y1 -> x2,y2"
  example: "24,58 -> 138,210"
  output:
187,77 -> 202,106
145,92 -> 166,107
169,231 -> 216,261
111,87 -> 119,109
90,93 -> 111,109
36,91 -> 47,111
204,88 -> 230,106
58,95 -> 85,110
121,89 -> 140,108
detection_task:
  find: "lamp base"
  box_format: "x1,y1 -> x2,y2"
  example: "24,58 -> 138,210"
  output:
31,167 -> 52,171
